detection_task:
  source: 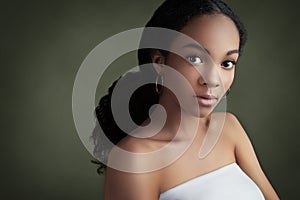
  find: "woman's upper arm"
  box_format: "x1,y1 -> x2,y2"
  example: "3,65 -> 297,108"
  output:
104,166 -> 160,200
104,138 -> 161,200
227,112 -> 280,200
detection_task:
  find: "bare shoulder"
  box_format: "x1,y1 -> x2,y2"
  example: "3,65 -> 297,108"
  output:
107,134 -> 165,171
224,111 -> 242,127
105,165 -> 161,200
223,112 -> 260,151
104,135 -> 163,200
211,112 -> 245,142
222,112 -> 256,155
220,112 -> 280,199
221,112 -> 247,139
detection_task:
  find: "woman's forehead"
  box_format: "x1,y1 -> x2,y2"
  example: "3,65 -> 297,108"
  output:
177,14 -> 240,55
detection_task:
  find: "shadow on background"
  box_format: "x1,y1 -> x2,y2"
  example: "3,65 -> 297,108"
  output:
2,0 -> 300,199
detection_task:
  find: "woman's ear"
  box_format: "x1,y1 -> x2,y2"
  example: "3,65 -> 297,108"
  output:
151,50 -> 165,74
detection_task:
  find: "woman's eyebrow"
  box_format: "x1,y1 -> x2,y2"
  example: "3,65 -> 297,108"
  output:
181,43 -> 209,54
182,43 -> 239,56
227,49 -> 239,56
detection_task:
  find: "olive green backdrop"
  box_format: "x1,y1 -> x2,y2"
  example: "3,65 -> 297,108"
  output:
2,0 -> 299,199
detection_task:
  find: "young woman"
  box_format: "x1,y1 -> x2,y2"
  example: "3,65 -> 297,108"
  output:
95,0 -> 280,199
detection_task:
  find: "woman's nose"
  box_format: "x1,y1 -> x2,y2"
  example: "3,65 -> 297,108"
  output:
197,65 -> 220,88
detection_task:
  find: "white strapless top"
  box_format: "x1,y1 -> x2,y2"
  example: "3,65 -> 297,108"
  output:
159,163 -> 265,200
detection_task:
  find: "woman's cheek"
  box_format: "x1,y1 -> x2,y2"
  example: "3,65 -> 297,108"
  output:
221,70 -> 235,90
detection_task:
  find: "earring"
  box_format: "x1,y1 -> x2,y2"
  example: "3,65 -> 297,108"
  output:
155,74 -> 164,94
225,88 -> 231,96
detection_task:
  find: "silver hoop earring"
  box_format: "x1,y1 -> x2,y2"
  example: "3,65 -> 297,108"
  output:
155,74 -> 164,94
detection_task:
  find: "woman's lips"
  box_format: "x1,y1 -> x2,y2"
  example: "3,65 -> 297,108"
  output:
194,94 -> 218,107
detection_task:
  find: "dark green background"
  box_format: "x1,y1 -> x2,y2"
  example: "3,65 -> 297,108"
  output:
2,0 -> 299,199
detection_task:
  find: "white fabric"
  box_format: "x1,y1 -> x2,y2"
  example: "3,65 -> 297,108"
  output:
159,163 -> 265,200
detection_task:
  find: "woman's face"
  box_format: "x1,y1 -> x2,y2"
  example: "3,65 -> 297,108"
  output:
158,14 -> 240,117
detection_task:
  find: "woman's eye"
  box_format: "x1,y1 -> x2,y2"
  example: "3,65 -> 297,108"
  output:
187,55 -> 203,64
221,60 -> 236,69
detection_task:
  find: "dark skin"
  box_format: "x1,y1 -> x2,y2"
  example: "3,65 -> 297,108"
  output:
104,14 -> 280,200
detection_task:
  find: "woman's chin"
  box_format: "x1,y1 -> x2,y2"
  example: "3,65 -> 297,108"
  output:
199,109 -> 214,118
182,105 -> 214,118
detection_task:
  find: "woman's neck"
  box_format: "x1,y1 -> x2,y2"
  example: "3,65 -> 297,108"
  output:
153,92 -> 212,141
